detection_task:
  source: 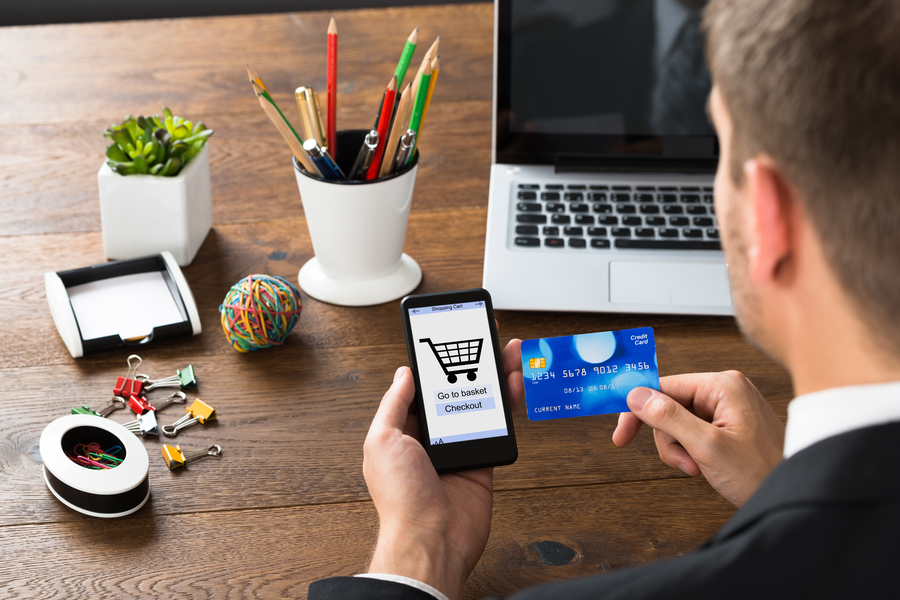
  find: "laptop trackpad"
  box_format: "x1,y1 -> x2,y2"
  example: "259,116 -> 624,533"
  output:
609,261 -> 732,307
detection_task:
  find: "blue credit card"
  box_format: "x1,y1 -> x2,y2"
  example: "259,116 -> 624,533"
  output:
521,327 -> 660,421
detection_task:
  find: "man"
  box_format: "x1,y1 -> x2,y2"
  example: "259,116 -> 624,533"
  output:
310,0 -> 900,597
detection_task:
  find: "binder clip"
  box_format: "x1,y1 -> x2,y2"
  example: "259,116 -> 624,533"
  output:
162,444 -> 222,470
124,410 -> 159,437
161,399 -> 217,437
142,365 -> 197,391
128,391 -> 187,414
113,355 -> 144,398
72,396 -> 127,417
128,395 -> 153,415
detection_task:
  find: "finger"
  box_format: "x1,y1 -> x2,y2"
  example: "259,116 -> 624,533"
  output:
501,339 -> 524,413
611,411 -> 644,446
370,366 -> 418,433
653,429 -> 701,476
506,368 -> 524,414
627,387 -> 712,455
501,338 -> 522,377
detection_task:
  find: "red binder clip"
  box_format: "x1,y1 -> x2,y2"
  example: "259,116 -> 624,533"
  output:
128,395 -> 153,415
113,354 -> 144,398
128,391 -> 187,414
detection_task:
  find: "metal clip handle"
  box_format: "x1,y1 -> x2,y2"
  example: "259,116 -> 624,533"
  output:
144,366 -> 197,391
152,391 -> 187,412
161,413 -> 199,437
183,445 -> 222,463
97,396 -> 127,417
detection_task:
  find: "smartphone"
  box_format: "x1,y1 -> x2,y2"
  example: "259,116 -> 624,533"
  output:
400,288 -> 518,473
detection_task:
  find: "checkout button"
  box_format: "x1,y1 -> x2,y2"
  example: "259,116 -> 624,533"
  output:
437,396 -> 496,416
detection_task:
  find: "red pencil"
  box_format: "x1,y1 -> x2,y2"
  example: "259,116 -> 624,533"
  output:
366,76 -> 397,180
327,16 -> 338,157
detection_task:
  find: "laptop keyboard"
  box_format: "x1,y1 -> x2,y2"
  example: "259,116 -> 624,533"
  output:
513,183 -> 721,251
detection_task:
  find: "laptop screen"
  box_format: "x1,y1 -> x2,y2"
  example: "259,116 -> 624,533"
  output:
495,0 -> 718,171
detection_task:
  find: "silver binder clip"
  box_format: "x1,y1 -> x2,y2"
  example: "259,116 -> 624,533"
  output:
124,410 -> 159,437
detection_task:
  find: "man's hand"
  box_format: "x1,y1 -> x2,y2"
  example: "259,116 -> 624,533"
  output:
613,371 -> 785,507
364,338 -> 523,600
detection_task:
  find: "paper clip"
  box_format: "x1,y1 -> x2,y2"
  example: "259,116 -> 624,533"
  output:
162,444 -> 222,470
72,396 -> 127,417
161,399 -> 217,437
142,366 -> 198,391
113,355 -> 144,398
124,410 -> 159,437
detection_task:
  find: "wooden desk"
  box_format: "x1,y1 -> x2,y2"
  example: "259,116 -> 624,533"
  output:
0,4 -> 791,597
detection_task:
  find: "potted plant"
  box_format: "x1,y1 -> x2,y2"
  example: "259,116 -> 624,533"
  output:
98,108 -> 214,266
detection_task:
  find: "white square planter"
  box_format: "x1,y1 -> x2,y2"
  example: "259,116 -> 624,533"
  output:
98,143 -> 212,267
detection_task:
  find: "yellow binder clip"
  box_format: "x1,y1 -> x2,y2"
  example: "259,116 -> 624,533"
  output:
161,399 -> 217,437
162,444 -> 222,470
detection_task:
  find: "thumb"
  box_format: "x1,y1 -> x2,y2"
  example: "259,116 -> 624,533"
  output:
627,387 -> 708,454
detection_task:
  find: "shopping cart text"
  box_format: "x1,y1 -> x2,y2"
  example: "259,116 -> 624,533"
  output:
430,304 -> 464,312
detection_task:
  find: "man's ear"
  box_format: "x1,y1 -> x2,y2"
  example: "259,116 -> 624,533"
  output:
744,158 -> 792,285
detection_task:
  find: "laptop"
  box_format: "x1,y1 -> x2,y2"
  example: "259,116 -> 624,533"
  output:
483,0 -> 733,316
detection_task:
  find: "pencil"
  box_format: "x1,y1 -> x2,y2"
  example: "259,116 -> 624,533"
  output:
247,78 -> 320,175
327,16 -> 338,157
366,76 -> 398,180
411,36 -> 440,100
246,66 -> 320,175
417,55 -> 439,143
406,61 -> 432,165
394,27 -> 418,88
379,82 -> 413,178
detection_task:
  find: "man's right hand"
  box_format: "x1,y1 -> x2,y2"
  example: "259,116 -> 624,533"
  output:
612,371 -> 785,507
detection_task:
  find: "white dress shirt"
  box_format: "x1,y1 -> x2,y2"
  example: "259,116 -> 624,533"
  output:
783,380 -> 900,458
365,379 -> 900,600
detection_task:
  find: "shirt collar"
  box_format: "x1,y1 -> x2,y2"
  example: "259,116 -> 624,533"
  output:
784,380 -> 900,458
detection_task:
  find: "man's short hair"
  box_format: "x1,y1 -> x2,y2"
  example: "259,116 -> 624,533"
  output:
703,0 -> 900,357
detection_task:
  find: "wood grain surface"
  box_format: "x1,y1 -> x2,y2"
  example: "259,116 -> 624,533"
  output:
0,4 -> 791,598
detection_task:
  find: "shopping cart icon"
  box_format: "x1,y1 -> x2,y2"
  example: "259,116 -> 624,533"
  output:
419,337 -> 483,383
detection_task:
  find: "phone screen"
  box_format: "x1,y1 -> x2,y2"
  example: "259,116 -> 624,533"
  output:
406,299 -> 509,445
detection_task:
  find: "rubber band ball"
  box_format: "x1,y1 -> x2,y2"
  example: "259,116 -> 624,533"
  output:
219,274 -> 302,352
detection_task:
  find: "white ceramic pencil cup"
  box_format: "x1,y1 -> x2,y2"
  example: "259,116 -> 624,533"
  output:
294,129 -> 422,306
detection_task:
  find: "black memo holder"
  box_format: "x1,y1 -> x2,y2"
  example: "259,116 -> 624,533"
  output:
45,251 -> 202,358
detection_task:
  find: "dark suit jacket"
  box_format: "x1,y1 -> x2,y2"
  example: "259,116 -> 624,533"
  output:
309,421 -> 900,599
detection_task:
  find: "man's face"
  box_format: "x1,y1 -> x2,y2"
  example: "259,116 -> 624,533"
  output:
709,86 -> 764,349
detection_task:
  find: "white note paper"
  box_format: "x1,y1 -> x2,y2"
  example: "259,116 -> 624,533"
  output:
67,271 -> 185,341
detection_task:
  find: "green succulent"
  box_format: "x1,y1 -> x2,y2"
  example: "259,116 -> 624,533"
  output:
104,107 -> 214,176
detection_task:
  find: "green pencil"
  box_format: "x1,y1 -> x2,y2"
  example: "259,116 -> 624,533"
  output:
394,27 -> 418,87
406,61 -> 432,164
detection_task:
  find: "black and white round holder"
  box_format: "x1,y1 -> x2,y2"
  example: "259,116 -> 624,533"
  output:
40,415 -> 150,518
